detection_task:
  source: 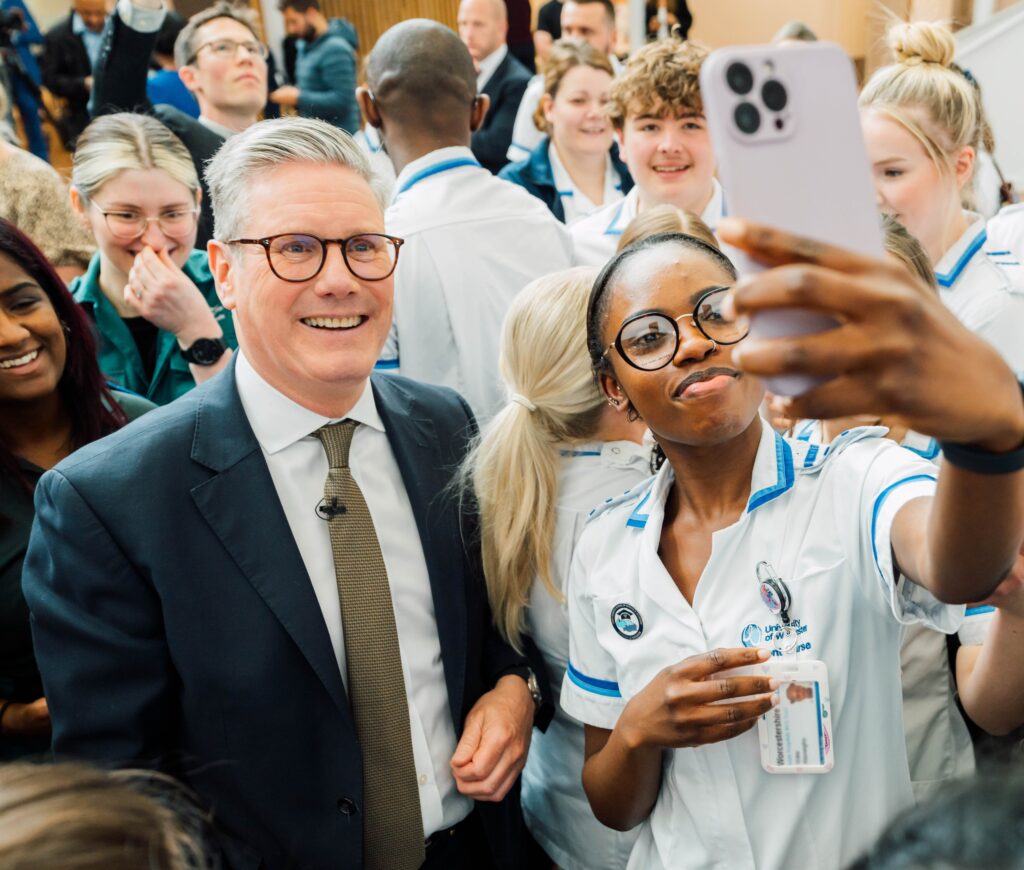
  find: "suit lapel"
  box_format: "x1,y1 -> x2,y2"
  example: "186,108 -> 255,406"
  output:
189,363 -> 351,720
372,377 -> 468,721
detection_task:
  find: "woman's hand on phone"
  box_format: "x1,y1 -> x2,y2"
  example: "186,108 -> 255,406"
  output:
719,218 -> 1024,453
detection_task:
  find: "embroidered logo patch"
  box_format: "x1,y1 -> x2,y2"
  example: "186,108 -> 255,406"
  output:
740,623 -> 762,647
611,604 -> 643,639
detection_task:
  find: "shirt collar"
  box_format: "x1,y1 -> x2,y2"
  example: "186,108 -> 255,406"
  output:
604,187 -> 640,235
391,146 -> 480,202
198,116 -> 237,140
934,211 -> 987,289
476,43 -> 508,91
235,351 -> 384,456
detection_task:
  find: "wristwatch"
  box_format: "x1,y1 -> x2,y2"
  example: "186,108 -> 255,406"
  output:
939,371 -> 1024,474
525,668 -> 543,710
180,337 -> 228,366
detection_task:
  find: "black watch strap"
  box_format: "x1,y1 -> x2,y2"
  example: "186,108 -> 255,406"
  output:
180,337 -> 228,366
939,372 -> 1024,474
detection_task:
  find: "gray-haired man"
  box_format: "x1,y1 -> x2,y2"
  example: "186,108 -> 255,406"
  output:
24,117 -> 548,870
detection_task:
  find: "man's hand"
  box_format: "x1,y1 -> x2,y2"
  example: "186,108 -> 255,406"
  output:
719,218 -> 1024,453
269,86 -> 300,108
124,246 -> 221,345
449,674 -> 533,802
0,697 -> 50,737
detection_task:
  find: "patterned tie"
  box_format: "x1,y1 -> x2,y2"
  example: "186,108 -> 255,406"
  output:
315,421 -> 425,870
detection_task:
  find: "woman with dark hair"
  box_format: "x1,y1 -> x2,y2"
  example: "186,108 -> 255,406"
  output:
0,218 -> 154,759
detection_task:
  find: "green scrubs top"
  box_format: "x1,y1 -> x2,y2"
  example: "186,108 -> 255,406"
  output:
70,250 -> 237,406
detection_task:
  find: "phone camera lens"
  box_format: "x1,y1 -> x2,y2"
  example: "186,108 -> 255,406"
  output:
726,62 -> 754,95
761,80 -> 788,112
734,102 -> 761,135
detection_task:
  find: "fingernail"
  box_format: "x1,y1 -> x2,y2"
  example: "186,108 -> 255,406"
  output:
768,679 -> 780,690
770,694 -> 780,707
718,217 -> 740,239
757,649 -> 771,661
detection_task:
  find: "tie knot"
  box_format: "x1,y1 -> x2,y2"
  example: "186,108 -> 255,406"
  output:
315,420 -> 359,468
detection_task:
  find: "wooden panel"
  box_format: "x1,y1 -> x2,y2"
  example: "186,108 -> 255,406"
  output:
320,0 -> 459,61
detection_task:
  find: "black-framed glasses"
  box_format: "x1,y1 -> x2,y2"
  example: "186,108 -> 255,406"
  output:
605,286 -> 748,371
188,38 -> 269,64
90,200 -> 199,240
227,233 -> 405,282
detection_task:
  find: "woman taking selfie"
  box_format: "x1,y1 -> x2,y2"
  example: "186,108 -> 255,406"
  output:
500,41 -> 631,224
69,114 -> 236,406
0,219 -> 153,760
467,266 -> 648,868
860,19 -> 1024,372
563,226 -> 1024,869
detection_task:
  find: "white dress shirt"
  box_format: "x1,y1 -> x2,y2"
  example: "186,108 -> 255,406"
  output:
235,353 -> 472,836
377,146 -> 574,420
476,43 -> 508,91
563,423 -> 962,870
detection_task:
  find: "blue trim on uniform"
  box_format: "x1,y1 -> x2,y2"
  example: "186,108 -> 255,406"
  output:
903,438 -> 941,460
869,473 -> 937,581
965,605 -> 996,616
374,358 -> 399,370
395,158 -> 480,196
559,449 -> 602,457
796,420 -> 816,442
986,250 -> 1012,256
803,443 -> 820,468
602,201 -> 627,236
567,661 -> 622,698
626,491 -> 652,528
556,190 -> 574,198
936,228 -> 987,288
104,381 -> 146,398
747,433 -> 795,512
814,681 -> 825,765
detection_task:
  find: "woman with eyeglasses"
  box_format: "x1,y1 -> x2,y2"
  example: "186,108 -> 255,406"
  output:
69,113 -> 236,406
561,229 -> 1024,869
0,218 -> 154,760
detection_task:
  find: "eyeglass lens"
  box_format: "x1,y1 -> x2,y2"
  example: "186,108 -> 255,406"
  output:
104,210 -> 197,239
617,288 -> 746,370
267,234 -> 399,281
205,39 -> 267,60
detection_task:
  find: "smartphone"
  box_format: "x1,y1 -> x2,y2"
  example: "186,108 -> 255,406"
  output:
700,42 -> 884,396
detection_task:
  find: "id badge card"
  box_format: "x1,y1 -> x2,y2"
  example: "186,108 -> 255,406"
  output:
755,659 -> 834,774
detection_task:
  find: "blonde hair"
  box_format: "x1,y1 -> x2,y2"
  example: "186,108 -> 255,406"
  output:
71,114 -> 199,203
859,20 -> 982,184
616,205 -> 719,252
0,763 -> 212,870
466,267 -> 603,649
533,40 -> 614,134
882,214 -> 937,290
608,38 -> 708,129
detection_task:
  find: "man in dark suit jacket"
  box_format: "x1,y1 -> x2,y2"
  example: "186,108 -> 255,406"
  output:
458,0 -> 532,174
41,0 -> 107,144
24,116 -> 549,870
90,0 -> 271,247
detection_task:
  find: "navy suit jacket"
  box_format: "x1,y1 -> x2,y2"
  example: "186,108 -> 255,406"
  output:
472,50 -> 532,175
24,365 -> 541,870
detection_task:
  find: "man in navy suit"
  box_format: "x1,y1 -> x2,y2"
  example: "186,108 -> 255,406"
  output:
458,0 -> 531,174
24,116 -> 548,870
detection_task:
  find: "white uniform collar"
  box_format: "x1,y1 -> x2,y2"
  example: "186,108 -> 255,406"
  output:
934,211 -> 987,289
476,43 -> 508,91
606,178 -> 725,237
235,351 -> 384,456
392,146 -> 481,202
549,142 -> 620,222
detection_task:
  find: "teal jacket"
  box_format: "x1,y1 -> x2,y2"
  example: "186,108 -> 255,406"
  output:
71,250 -> 236,406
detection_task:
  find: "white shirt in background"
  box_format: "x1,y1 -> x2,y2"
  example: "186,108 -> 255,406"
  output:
234,353 -> 472,837
548,140 -> 625,225
987,202 -> 1024,281
523,440 -> 652,870
563,422 -> 962,870
377,146 -> 574,420
570,178 -> 725,268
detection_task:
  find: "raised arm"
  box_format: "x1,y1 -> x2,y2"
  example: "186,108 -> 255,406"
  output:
722,219 -> 1024,604
91,0 -> 166,116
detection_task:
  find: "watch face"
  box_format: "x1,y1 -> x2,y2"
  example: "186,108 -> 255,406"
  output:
187,338 -> 226,366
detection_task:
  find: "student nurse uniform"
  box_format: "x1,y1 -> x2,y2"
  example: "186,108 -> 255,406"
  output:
562,423 -> 962,870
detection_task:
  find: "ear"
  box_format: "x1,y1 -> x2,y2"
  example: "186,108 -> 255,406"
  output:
599,371 -> 626,405
953,145 -> 976,191
178,63 -> 200,97
357,87 -> 381,129
207,240 -> 237,311
471,93 -> 490,132
540,93 -> 555,125
69,186 -> 92,230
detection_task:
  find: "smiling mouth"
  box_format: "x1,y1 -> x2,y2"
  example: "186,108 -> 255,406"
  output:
0,348 -> 40,369
673,366 -> 740,398
301,316 -> 366,330
653,165 -> 690,174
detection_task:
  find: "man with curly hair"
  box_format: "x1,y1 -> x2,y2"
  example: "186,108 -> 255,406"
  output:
570,38 -> 724,266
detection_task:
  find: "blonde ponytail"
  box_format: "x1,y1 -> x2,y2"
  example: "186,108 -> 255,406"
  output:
860,19 -> 981,180
466,267 -> 603,650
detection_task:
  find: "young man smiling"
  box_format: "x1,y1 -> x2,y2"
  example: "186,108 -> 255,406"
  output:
570,38 -> 723,267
